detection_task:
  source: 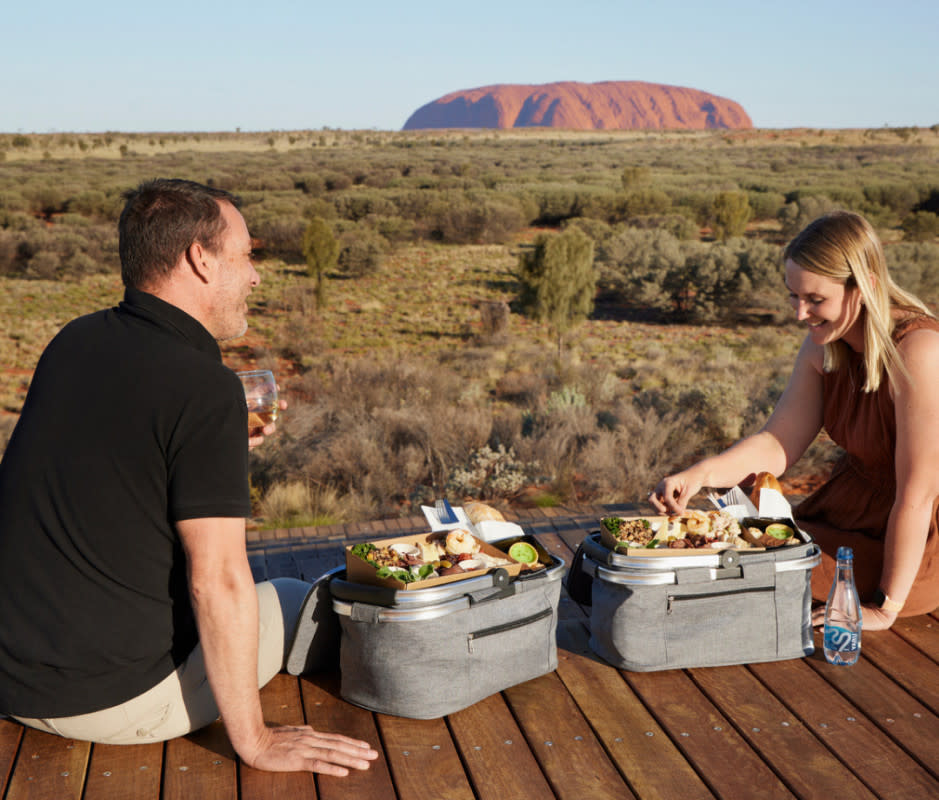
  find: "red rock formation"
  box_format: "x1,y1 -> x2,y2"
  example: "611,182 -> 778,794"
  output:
403,81 -> 752,131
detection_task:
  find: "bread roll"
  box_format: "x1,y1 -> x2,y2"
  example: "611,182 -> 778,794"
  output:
749,471 -> 782,503
464,501 -> 505,524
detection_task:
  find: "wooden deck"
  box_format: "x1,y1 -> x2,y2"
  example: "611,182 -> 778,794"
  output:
2,503 -> 937,799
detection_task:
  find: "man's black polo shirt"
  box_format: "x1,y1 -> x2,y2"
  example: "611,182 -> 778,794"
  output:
0,288 -> 252,717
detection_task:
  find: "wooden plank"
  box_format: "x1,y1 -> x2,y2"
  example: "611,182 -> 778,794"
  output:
299,674 -> 395,800
447,691 -> 556,800
532,531 -> 578,565
804,635 -> 939,778
749,656 -> 939,798
4,729 -> 90,800
859,629 -> 939,715
625,669 -> 796,799
0,718 -> 24,795
688,665 -> 877,799
503,671 -> 636,800
377,714 -> 475,800
889,615 -> 939,663
83,743 -> 163,800
162,720 -> 238,800
240,674 -> 317,800
554,623 -> 714,800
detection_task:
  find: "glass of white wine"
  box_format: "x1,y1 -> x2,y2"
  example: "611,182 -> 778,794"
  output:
236,369 -> 278,431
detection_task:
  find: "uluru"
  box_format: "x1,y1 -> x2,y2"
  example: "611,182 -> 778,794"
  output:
403,80 -> 752,131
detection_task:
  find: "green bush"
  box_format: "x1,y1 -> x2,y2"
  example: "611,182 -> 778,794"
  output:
517,227 -> 596,353
711,191 -> 752,241
338,225 -> 386,277
302,217 -> 339,308
901,211 -> 939,242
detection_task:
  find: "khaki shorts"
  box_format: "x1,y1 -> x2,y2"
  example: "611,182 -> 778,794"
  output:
14,581 -> 285,744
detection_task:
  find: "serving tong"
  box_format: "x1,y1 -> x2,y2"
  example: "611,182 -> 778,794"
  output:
435,498 -> 458,525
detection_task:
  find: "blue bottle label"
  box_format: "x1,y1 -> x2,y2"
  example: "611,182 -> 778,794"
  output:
824,625 -> 859,653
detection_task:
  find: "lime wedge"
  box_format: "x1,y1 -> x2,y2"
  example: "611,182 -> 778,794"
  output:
508,541 -> 539,564
764,523 -> 794,540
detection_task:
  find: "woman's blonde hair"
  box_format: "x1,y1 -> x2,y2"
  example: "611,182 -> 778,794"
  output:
783,210 -> 933,392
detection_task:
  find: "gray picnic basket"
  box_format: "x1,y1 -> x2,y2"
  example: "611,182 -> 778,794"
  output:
328,543 -> 566,718
575,529 -> 820,671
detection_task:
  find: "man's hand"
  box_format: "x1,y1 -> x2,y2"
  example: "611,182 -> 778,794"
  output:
242,725 -> 378,775
248,398 -> 288,449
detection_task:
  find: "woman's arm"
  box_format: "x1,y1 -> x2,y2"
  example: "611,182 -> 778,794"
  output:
651,335 -> 825,513
866,328 -> 939,630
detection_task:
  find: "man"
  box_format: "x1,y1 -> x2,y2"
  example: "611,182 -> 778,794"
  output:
0,179 -> 377,775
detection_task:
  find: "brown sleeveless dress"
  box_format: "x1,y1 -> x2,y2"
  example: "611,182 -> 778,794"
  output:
794,315 -> 939,615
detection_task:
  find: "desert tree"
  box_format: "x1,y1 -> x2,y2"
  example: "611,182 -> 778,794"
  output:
301,216 -> 339,309
517,227 -> 597,355
710,191 -> 752,241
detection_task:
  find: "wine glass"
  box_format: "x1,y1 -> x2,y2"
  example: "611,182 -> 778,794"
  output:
236,369 -> 278,430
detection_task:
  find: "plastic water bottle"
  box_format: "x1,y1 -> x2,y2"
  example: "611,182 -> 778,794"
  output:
823,546 -> 862,665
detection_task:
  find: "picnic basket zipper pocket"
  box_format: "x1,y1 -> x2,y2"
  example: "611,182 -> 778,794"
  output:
467,606 -> 553,654
666,586 -> 774,614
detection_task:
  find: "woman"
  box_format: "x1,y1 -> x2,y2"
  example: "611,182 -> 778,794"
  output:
650,211 -> 939,630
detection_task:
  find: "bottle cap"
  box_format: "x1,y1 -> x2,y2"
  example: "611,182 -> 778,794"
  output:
836,546 -> 854,561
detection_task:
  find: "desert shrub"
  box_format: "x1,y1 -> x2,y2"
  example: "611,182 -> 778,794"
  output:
746,189 -> 786,221
302,217 -> 339,308
517,227 -> 597,352
322,171 -> 353,191
609,188 -> 673,221
673,191 -> 715,226
529,187 -> 593,225
364,214 -> 415,245
863,183 -> 920,218
447,444 -> 533,499
478,300 -> 511,342
618,213 -> 700,240
422,192 -> 527,244
598,228 -> 784,322
250,358 -> 493,512
292,173 -> 326,195
710,191 -> 752,241
332,191 -> 397,221
888,241 -> 939,304
901,211 -> 939,242
561,216 -> 614,246
242,201 -> 306,261
337,225 -> 386,277
777,194 -> 841,238
596,227 -> 686,313
621,166 -> 651,190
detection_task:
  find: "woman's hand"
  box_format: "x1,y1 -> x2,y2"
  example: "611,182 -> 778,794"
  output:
810,603 -> 896,631
649,472 -> 703,514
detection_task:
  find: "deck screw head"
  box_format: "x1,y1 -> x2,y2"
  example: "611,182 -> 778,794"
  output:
103,771 -> 112,777
645,731 -> 654,737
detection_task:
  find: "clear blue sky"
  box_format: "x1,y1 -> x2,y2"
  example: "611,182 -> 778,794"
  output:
3,0 -> 937,133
